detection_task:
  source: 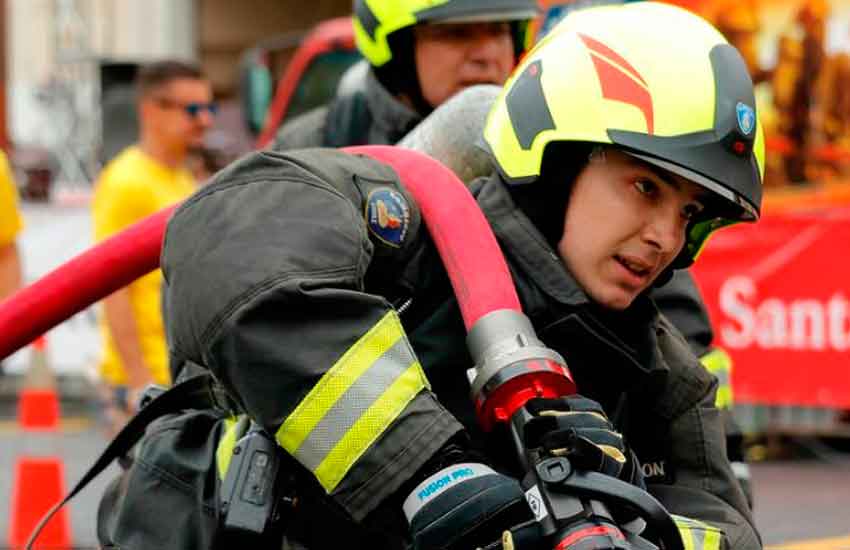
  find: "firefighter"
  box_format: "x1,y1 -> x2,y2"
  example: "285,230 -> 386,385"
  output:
269,0 -> 538,151
400,80 -> 758,511
160,3 -> 762,549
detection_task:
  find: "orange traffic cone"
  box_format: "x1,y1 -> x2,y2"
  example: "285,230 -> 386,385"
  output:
7,336 -> 71,550
8,459 -> 70,549
16,388 -> 60,431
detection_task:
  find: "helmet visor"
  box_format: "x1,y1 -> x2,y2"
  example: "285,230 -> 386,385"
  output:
625,151 -> 759,221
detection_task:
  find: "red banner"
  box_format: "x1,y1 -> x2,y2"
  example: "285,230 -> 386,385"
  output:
692,207 -> 850,408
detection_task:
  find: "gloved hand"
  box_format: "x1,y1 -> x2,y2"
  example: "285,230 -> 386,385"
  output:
521,395 -> 643,486
403,462 -> 533,550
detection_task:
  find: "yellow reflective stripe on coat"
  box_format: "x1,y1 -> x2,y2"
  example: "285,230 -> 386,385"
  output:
276,310 -> 429,493
700,347 -> 734,409
216,415 -> 248,480
673,514 -> 723,550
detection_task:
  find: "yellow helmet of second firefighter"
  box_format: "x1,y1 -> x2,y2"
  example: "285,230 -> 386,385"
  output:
484,2 -> 765,266
353,0 -> 539,68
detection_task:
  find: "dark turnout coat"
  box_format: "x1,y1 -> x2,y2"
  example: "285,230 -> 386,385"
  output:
161,148 -> 759,549
270,67 -> 422,151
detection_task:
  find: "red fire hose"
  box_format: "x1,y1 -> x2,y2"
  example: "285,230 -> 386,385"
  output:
0,205 -> 177,359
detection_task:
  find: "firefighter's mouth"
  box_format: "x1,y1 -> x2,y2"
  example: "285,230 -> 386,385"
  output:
614,254 -> 653,278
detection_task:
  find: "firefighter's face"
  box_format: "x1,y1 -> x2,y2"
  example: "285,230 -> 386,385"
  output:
413,21 -> 515,109
557,148 -> 706,310
142,77 -> 215,150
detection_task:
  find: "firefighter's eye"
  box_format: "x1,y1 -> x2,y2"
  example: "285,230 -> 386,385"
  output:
633,178 -> 658,197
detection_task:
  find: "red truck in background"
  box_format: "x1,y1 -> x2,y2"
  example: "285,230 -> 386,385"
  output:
246,17 -> 358,149
243,2 -> 850,436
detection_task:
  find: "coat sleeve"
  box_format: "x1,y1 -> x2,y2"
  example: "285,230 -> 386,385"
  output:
646,320 -> 760,550
161,148 -> 463,521
650,385 -> 761,550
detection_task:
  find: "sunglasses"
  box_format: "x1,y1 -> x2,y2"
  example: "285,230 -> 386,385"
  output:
154,97 -> 218,118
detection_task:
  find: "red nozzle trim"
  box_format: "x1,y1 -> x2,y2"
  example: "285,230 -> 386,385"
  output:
476,366 -> 576,431
555,525 -> 626,550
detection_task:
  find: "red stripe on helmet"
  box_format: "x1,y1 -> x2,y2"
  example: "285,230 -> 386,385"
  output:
579,33 -> 647,86
579,33 -> 654,135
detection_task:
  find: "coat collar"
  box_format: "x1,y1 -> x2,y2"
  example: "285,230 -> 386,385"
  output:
364,69 -> 422,144
473,174 -> 588,308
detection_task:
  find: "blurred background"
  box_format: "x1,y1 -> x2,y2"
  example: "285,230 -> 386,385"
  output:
0,1 -> 849,549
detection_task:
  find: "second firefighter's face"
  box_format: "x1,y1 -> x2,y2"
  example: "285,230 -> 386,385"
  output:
413,21 -> 515,109
557,148 -> 707,310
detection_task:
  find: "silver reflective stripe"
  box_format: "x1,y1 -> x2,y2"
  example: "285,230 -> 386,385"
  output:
713,367 -> 730,387
692,525 -> 707,549
402,463 -> 497,521
731,461 -> 751,480
293,336 -> 415,472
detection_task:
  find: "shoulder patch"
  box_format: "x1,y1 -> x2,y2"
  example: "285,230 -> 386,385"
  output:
365,187 -> 410,248
736,102 -> 755,135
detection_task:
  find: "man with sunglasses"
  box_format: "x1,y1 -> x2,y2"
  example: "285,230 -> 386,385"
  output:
91,60 -> 214,434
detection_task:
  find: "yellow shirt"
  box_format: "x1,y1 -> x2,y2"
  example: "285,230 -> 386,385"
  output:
0,151 -> 23,247
92,146 -> 196,386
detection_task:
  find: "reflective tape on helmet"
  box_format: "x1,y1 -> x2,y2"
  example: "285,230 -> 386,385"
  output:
354,0 -> 451,67
673,514 -> 723,550
276,310 -> 429,492
700,347 -> 734,409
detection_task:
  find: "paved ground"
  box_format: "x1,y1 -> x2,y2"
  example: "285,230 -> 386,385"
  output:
754,460 -> 850,548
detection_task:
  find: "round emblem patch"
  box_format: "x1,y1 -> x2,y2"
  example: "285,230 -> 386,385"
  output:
365,188 -> 410,248
736,102 -> 755,136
